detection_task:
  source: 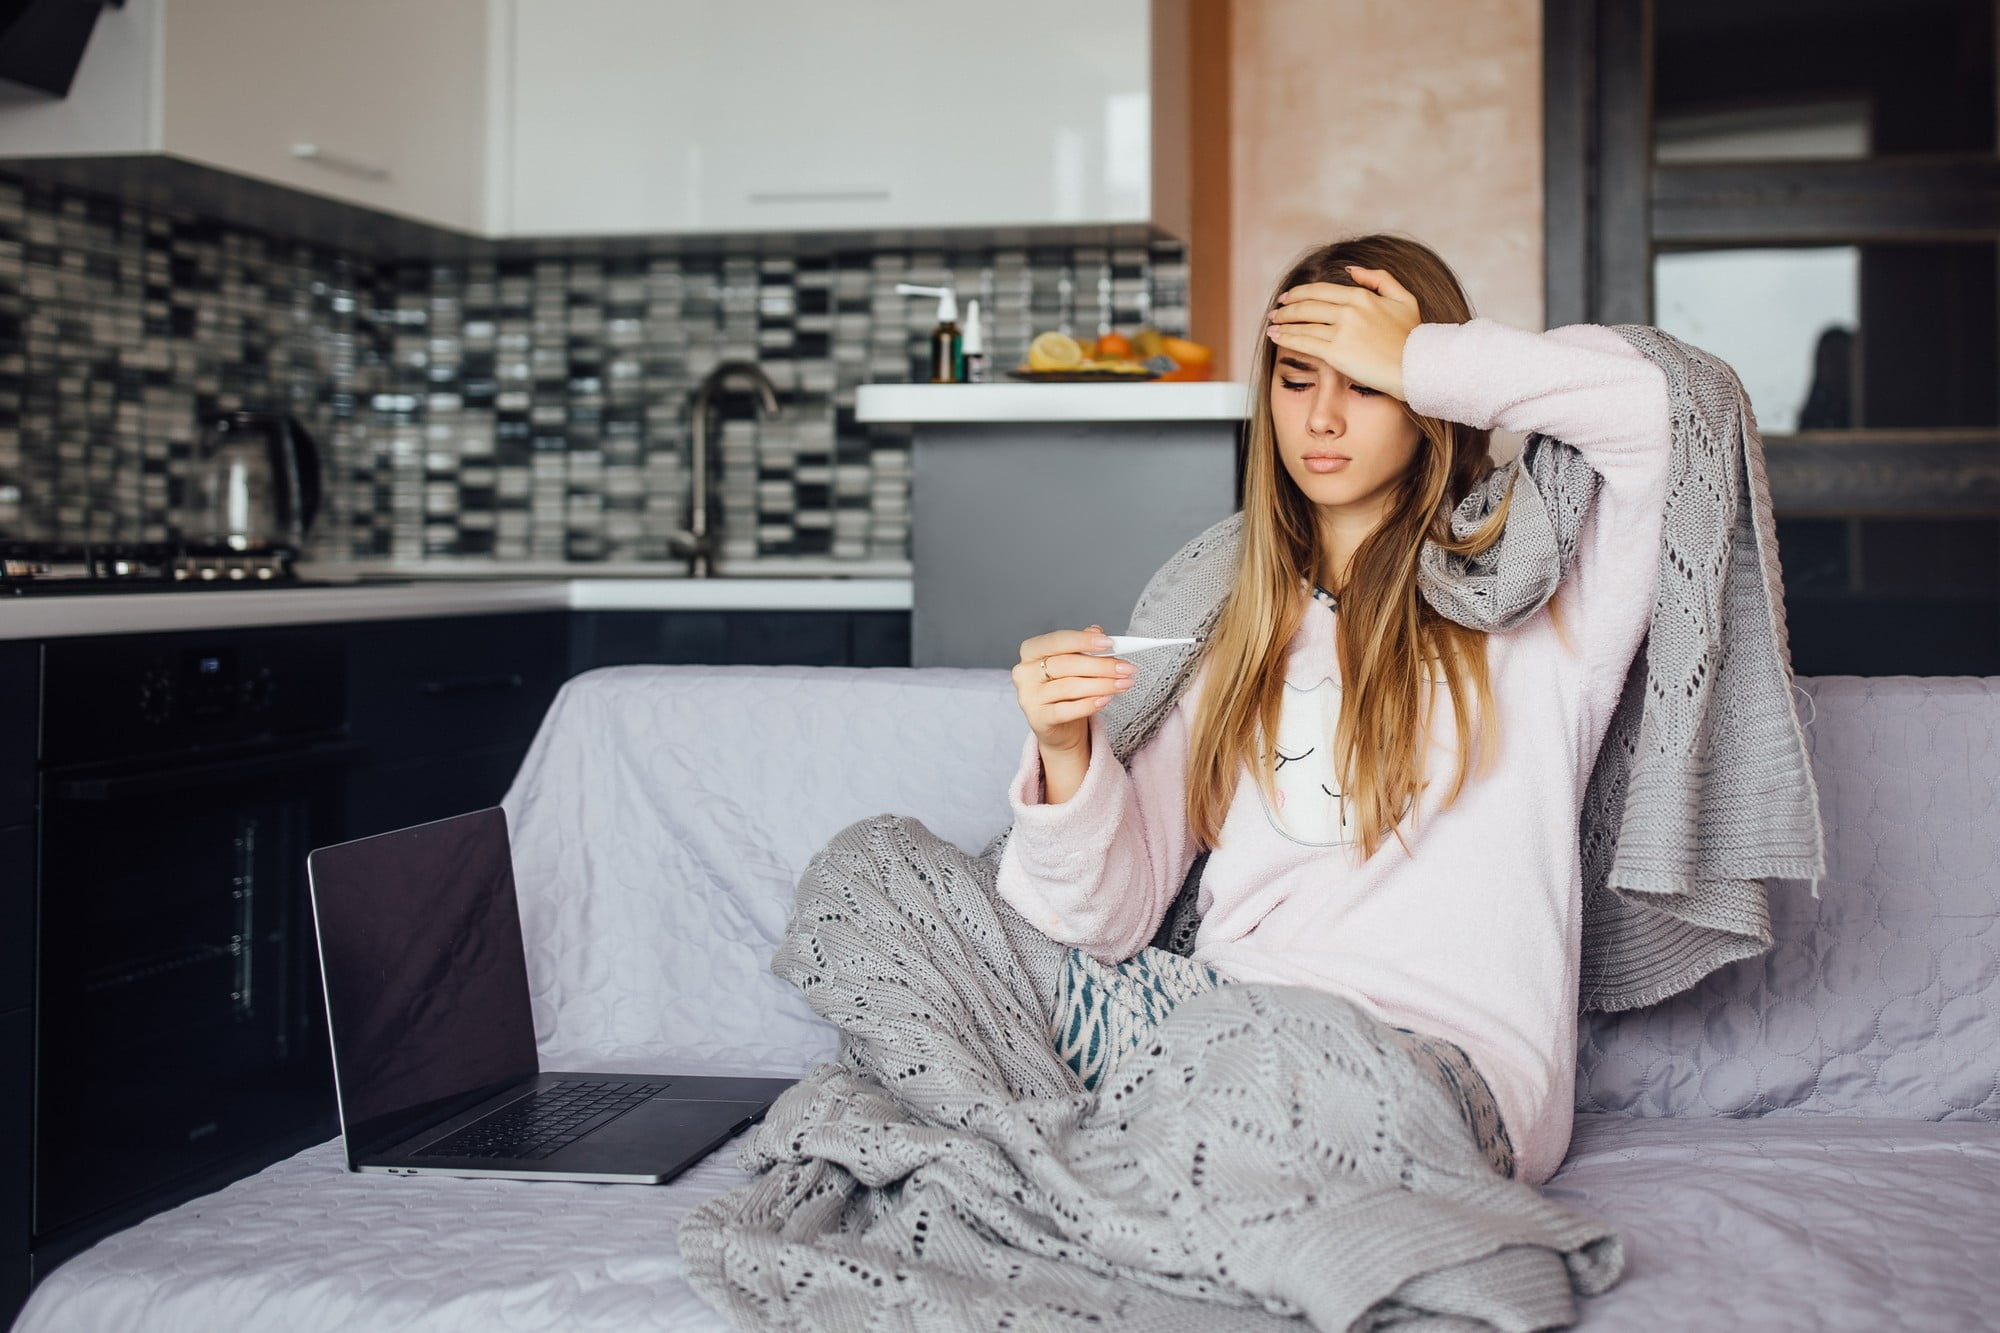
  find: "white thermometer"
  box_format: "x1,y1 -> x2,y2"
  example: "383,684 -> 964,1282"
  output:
1084,635 -> 1197,657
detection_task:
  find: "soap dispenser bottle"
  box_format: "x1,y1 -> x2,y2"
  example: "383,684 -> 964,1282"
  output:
895,282 -> 964,383
962,298 -> 987,383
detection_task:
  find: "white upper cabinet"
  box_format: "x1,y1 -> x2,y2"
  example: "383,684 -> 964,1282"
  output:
0,0 -> 488,234
495,0 -> 1176,237
0,0 -> 1186,240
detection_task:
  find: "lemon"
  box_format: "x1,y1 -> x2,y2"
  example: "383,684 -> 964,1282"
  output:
1027,330 -> 1084,372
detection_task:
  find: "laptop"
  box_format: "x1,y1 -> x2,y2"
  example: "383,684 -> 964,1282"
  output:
306,806 -> 794,1183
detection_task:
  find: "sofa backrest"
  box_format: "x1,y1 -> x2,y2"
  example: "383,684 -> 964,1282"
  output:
502,665 -> 1028,1076
504,666 -> 2000,1123
1574,676 -> 2000,1122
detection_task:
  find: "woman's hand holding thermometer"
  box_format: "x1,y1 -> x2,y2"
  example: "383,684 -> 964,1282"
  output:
1011,622 -> 1159,800
1010,625 -> 1199,802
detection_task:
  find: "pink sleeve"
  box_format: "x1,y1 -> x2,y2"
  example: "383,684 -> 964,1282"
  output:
993,686 -> 1199,965
1402,319 -> 1673,703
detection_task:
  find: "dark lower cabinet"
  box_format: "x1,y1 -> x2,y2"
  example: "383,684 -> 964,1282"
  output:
1,823 -> 26,1330
0,644 -> 35,826
2,1006 -> 28,1330
848,612 -> 914,668
1,825 -> 29,1016
344,744 -> 539,843
569,609 -> 910,672
342,612 -> 569,842
2,600 -> 912,1319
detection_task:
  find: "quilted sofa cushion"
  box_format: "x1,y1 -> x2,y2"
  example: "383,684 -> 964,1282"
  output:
500,665 -> 1028,1075
1576,677 -> 2000,1122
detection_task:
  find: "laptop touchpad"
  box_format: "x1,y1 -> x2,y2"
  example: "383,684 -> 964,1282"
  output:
559,1096 -> 769,1167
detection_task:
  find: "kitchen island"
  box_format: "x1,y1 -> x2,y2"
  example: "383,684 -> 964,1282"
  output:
856,381 -> 1248,669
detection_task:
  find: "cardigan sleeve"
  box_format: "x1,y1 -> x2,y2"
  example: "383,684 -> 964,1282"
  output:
993,679 -> 1202,965
1402,319 -> 1674,723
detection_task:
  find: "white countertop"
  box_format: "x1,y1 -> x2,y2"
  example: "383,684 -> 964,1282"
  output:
0,576 -> 912,640
855,381 -> 1249,423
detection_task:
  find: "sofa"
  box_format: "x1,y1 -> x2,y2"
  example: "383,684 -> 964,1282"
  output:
11,664 -> 1999,1332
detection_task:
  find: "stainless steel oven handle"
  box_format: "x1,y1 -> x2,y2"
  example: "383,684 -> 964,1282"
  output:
51,740 -> 363,801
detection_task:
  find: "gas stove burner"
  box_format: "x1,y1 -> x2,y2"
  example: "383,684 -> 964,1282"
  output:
0,541 -> 303,593
173,547 -> 297,584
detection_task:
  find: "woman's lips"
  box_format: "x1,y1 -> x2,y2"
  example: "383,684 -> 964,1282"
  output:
1304,455 -> 1351,473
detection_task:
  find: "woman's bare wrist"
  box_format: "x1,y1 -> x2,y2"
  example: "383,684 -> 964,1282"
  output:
1037,739 -> 1091,805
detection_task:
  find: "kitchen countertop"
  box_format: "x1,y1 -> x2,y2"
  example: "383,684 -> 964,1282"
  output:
0,574 -> 913,640
854,381 -> 1249,423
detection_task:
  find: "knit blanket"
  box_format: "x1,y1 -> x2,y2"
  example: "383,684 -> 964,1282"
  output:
679,813 -> 1625,1330
1007,325 -> 1826,1014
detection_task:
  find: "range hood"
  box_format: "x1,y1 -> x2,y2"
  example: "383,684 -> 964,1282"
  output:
0,0 -> 117,98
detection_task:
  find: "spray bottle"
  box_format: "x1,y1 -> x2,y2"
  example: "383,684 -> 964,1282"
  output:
961,298 -> 987,383
895,282 -> 963,383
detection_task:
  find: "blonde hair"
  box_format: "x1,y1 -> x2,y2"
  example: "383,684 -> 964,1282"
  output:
1184,234 -> 1555,861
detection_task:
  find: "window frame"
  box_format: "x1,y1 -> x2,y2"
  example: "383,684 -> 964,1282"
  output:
1543,0 -> 2000,516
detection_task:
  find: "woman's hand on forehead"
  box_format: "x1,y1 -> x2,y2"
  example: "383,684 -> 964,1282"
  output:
1266,265 -> 1422,401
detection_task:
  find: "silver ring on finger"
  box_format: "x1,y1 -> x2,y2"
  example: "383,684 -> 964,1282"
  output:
1040,657 -> 1051,682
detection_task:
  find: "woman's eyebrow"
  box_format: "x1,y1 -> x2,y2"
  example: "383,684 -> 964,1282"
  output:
1276,356 -> 1321,374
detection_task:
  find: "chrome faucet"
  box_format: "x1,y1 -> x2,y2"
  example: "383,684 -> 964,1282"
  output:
672,360 -> 780,577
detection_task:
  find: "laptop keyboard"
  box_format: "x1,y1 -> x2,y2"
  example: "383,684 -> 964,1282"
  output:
414,1080 -> 660,1161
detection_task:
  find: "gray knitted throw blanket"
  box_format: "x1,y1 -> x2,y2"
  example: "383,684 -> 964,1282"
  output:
679,813 -> 1625,1330
997,323 -> 1826,1015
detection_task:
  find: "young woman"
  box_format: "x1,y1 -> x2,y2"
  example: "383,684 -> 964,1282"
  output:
996,234 -> 1673,1189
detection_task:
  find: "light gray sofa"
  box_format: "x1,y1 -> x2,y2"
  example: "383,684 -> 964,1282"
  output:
11,667 -> 1998,1332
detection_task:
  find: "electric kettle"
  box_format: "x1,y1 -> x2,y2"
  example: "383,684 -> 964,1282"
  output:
183,412 -> 323,554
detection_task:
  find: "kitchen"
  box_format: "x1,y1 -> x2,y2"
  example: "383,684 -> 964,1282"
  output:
4,0 -> 2000,1328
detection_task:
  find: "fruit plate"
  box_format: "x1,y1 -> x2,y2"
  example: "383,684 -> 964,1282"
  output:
1006,367 -> 1163,382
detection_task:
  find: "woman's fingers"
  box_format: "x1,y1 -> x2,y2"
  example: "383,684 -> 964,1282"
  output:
1052,673 -> 1129,702
1267,298 -> 1350,326
1344,265 -> 1421,314
1277,281 -> 1364,307
1013,628 -> 1133,691
1279,270 -> 1419,316
1266,324 -> 1342,361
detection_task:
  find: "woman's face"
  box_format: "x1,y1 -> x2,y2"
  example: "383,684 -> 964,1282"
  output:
1269,348 -> 1422,519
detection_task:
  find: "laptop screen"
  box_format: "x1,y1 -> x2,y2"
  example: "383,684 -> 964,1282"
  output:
308,807 -> 539,1163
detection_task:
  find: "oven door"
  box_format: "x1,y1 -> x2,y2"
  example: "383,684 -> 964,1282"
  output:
33,738 -> 355,1241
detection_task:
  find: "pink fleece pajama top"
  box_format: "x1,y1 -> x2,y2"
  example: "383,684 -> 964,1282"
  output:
995,318 -> 1674,1187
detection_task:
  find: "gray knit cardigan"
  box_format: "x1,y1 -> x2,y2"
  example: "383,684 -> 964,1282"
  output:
981,324 -> 1827,1016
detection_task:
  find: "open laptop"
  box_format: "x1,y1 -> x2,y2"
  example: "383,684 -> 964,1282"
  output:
306,806 -> 794,1183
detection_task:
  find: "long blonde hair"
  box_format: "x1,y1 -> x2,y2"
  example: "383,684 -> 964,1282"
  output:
1185,234 -> 1527,861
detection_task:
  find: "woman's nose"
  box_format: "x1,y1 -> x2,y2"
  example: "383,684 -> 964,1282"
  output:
1308,390 -> 1345,436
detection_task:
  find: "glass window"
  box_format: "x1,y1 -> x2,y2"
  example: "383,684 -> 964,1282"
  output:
1654,243 -> 1999,431
1655,248 -> 1856,432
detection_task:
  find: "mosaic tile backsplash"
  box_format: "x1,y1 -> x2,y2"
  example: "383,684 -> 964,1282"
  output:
0,173 -> 1189,565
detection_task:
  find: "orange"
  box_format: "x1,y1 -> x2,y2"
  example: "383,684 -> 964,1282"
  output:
1094,331 -> 1134,359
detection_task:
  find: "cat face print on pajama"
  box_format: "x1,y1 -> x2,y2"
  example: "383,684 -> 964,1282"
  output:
1257,672 -> 1357,846
1254,581 -> 1432,847
1254,582 -> 1357,847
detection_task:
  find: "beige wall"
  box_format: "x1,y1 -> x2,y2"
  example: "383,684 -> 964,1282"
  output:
1224,0 -> 1545,377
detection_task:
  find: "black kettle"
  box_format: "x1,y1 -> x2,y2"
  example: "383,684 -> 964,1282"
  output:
183,412 -> 323,553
